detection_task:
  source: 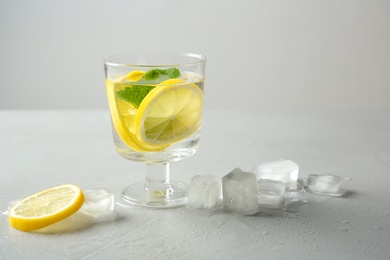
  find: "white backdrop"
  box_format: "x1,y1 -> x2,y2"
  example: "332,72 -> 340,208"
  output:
1,0 -> 389,110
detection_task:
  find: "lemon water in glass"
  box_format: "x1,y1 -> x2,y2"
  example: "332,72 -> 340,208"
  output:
104,53 -> 206,208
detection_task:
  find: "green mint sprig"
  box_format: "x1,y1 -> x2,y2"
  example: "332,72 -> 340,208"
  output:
116,67 -> 180,108
116,85 -> 155,108
144,68 -> 181,81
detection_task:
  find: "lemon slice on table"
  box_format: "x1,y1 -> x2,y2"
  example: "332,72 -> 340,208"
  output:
106,79 -> 168,152
134,79 -> 204,146
8,184 -> 85,231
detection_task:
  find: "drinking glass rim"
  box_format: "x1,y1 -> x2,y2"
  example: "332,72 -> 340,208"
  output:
103,52 -> 206,68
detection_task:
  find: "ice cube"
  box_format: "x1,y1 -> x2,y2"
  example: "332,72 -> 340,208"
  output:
188,175 -> 222,209
258,180 -> 286,209
256,159 -> 299,183
284,190 -> 307,213
222,168 -> 260,215
285,181 -> 302,191
303,174 -> 344,196
76,189 -> 116,223
285,190 -> 307,203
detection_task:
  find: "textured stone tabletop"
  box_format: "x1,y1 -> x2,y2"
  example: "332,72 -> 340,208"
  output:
1,109 -> 389,259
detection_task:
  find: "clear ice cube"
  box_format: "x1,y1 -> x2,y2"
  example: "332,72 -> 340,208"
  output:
222,168 -> 260,215
284,190 -> 307,213
303,174 -> 343,196
258,180 -> 286,209
188,175 -> 222,209
77,189 -> 116,222
256,159 -> 299,183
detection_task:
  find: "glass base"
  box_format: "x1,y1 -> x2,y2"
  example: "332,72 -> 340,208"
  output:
121,181 -> 188,208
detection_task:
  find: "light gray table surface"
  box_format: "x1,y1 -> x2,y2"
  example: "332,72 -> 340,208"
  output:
1,109 -> 389,259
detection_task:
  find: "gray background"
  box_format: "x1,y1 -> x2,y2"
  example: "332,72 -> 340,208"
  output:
1,0 -> 389,110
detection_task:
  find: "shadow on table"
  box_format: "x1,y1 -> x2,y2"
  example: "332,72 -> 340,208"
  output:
33,214 -> 126,234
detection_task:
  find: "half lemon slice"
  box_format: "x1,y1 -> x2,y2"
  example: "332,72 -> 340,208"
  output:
106,79 -> 168,152
8,184 -> 85,231
123,70 -> 145,82
134,79 -> 204,146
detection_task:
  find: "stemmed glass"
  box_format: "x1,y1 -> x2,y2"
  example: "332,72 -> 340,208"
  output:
104,53 -> 206,208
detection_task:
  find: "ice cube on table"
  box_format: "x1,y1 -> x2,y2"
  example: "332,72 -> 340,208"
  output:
285,190 -> 307,203
188,175 -> 222,209
303,174 -> 345,196
76,189 -> 116,223
222,168 -> 260,215
256,159 -> 299,183
258,180 -> 286,209
284,190 -> 307,213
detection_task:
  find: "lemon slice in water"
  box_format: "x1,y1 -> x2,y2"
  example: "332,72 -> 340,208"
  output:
106,79 -> 168,152
123,70 -> 145,82
134,79 -> 204,146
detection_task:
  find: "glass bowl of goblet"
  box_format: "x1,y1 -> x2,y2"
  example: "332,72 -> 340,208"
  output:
104,52 -> 206,208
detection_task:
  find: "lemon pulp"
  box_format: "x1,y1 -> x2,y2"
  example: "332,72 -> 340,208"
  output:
134,79 -> 204,146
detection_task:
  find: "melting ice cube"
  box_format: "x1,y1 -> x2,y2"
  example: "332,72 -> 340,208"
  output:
188,175 -> 222,209
76,189 -> 116,222
256,160 -> 299,183
303,174 -> 345,196
258,180 -> 286,209
284,190 -> 307,213
222,168 -> 260,215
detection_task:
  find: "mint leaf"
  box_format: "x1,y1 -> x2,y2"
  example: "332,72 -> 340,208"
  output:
144,68 -> 181,81
144,69 -> 162,80
116,68 -> 181,107
116,85 -> 155,108
160,68 -> 180,78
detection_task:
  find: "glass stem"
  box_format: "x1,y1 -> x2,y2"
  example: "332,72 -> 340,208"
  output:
145,163 -> 172,200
